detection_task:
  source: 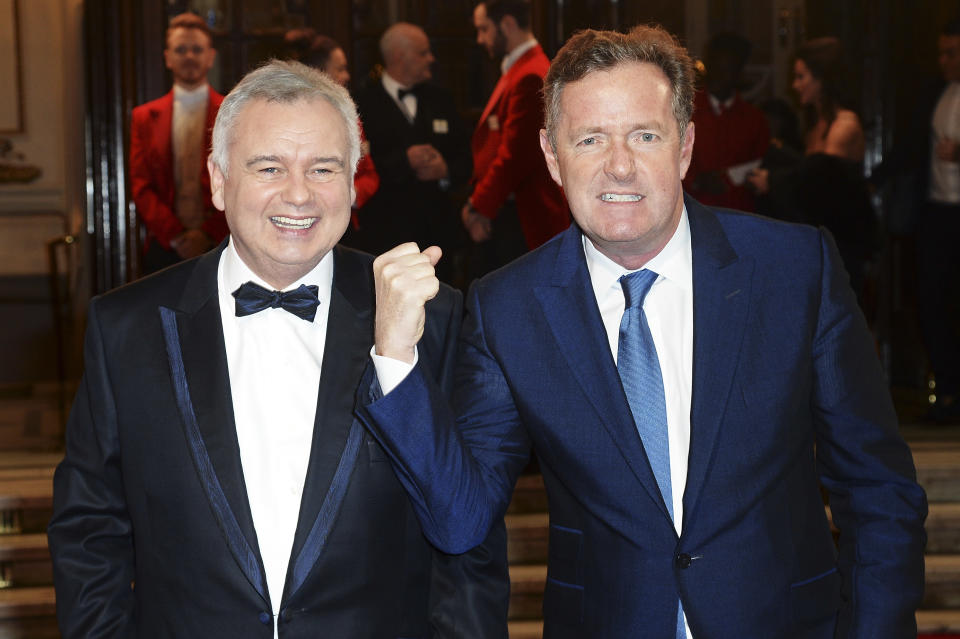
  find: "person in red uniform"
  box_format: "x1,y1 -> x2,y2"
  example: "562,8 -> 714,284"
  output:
684,32 -> 769,212
464,0 -> 568,271
130,12 -> 227,274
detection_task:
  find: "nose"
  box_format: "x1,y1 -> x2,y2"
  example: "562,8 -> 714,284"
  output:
282,172 -> 312,208
604,140 -> 635,182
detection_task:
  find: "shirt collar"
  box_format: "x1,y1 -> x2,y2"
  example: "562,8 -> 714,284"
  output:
173,83 -> 209,107
501,38 -> 538,75
583,205 -> 692,302
381,71 -> 411,102
221,237 -> 334,306
708,93 -> 736,115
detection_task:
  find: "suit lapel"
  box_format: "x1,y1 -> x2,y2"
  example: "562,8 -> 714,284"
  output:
284,246 -> 373,602
159,244 -> 268,603
534,227 -> 672,519
681,199 -> 753,532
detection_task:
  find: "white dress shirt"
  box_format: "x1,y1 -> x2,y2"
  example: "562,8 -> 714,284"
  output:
382,71 -> 418,122
217,240 -> 333,635
583,210 -> 693,537
172,83 -> 209,229
930,81 -> 960,203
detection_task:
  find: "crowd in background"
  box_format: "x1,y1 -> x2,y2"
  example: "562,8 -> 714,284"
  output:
129,7 -> 960,421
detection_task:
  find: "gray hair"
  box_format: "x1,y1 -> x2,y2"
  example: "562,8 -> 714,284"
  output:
210,59 -> 361,178
543,25 -> 695,150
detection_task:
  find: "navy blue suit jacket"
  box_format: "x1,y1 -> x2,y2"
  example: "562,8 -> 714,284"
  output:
361,197 -> 927,638
48,243 -> 509,638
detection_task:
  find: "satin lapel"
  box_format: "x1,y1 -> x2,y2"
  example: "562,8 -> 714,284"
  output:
159,244 -> 268,603
284,246 -> 372,601
533,227 -> 671,520
681,200 -> 753,532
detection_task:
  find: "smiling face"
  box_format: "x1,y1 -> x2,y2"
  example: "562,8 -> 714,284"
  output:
791,58 -> 821,106
209,97 -> 354,289
165,27 -> 216,89
540,61 -> 693,269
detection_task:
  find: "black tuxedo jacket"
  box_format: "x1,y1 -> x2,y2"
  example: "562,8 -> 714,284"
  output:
48,243 -> 508,638
354,81 -> 471,255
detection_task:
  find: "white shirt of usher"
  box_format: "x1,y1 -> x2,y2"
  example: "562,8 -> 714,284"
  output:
217,240 -> 333,636
382,71 -> 418,122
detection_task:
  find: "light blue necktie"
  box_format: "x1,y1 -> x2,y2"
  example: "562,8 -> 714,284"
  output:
618,270 -> 687,639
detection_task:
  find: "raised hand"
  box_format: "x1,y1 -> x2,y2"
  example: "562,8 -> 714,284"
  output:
373,243 -> 442,364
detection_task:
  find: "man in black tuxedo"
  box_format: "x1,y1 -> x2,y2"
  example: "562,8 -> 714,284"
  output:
48,60 -> 507,639
355,22 -> 471,281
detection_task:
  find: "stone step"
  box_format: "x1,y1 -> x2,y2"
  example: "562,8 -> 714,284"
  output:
925,554 -> 960,609
917,608 -> 960,633
505,512 -> 548,564
507,474 -> 546,514
911,442 -> 960,502
0,586 -> 59,639
508,619 -> 543,639
508,564 -> 546,620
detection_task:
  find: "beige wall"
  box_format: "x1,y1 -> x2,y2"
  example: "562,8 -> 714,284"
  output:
0,0 -> 84,275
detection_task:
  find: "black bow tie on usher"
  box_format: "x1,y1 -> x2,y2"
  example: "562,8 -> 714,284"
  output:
397,86 -> 417,100
232,282 -> 321,322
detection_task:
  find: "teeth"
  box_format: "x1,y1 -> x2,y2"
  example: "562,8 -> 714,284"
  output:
271,216 -> 317,229
600,193 -> 643,202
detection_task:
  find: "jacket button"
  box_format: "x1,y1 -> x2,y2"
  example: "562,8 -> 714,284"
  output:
675,553 -> 692,569
258,611 -> 272,625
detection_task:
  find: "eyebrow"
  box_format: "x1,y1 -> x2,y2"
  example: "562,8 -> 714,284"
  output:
245,155 -> 345,169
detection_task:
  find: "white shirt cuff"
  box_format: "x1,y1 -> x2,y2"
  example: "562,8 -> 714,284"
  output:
370,346 -> 418,395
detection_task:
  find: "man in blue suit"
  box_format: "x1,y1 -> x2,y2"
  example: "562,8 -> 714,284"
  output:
362,26 -> 927,638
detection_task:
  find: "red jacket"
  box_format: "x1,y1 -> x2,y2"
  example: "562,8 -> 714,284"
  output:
684,89 -> 769,212
471,44 -> 568,249
129,87 -> 228,250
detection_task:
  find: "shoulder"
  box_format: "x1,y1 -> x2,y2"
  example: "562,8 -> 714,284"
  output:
702,205 -> 826,278
827,110 -> 863,142
132,92 -> 172,118
90,257 -> 204,326
472,229 -> 567,300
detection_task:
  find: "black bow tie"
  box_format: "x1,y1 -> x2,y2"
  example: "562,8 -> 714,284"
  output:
397,86 -> 417,100
232,282 -> 321,322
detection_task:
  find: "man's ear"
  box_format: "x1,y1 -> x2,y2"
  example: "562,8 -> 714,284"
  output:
679,121 -> 695,179
208,155 -> 226,211
499,14 -> 518,37
539,129 -> 562,187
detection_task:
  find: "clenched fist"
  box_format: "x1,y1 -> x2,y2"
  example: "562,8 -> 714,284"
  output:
373,243 -> 443,364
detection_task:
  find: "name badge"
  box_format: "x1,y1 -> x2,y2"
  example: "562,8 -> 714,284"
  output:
487,115 -> 499,131
432,119 -> 449,134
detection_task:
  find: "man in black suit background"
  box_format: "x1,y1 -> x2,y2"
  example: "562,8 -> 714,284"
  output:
355,22 -> 471,282
48,60 -> 507,639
